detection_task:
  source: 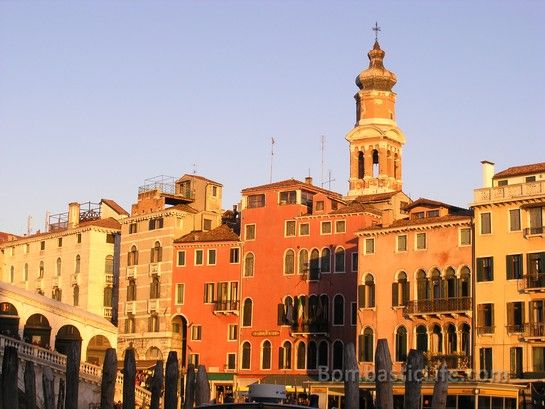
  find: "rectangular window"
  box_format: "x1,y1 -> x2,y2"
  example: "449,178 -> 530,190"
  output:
191,325 -> 202,341
279,191 -> 297,204
129,223 -> 138,234
149,217 -> 164,230
77,234 -> 82,243
58,238 -> 62,247
477,303 -> 494,333
227,353 -> 236,370
228,324 -> 238,341
204,283 -> 215,303
351,302 -> 357,326
315,201 -> 324,211
247,194 -> 265,208
230,248 -> 240,263
245,224 -> 256,240
177,251 -> 186,266
506,254 -> 523,280
534,347 -> 545,372
106,234 -> 115,243
498,180 -> 508,186
365,238 -> 375,254
416,233 -> 427,250
509,209 -> 521,231
510,347 -> 523,378
413,211 -> 425,219
351,253 -> 358,272
480,347 -> 493,379
40,241 -> 45,250
527,176 -> 537,183
321,221 -> 332,234
188,354 -> 199,366
335,220 -> 346,233
299,223 -> 310,236
207,249 -> 217,265
477,257 -> 494,281
195,250 -> 204,266
427,210 -> 439,218
528,252 -> 545,275
481,212 -> 492,234
175,283 -> 185,305
285,220 -> 296,237
460,228 -> 471,246
203,219 -> 212,231
212,186 -> 218,196
506,301 -> 524,333
397,235 -> 407,252
529,207 -> 544,234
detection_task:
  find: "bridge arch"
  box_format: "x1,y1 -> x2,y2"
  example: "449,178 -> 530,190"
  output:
23,313 -> 51,348
0,302 -> 20,339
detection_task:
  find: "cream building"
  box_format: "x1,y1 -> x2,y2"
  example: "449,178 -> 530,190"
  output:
117,174 -> 223,366
0,199 -> 128,322
472,161 -> 545,380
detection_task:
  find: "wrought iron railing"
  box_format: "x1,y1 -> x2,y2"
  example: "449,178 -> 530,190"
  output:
506,324 -> 525,334
290,321 -> 328,334
425,353 -> 471,370
524,226 -> 545,237
520,274 -> 545,290
405,297 -> 471,314
476,326 -> 495,335
524,322 -> 545,338
214,300 -> 239,313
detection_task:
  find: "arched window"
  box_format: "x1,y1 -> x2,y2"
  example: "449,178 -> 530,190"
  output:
298,249 -> 308,275
460,267 -> 471,297
372,149 -> 379,177
308,295 -> 319,329
310,249 -> 320,279
318,340 -> 328,367
321,248 -> 331,273
447,324 -> 457,353
151,241 -> 162,263
307,341 -> 317,370
416,270 -> 428,300
432,324 -> 443,353
296,342 -> 306,369
261,340 -> 272,370
243,299 -> 253,327
244,253 -> 254,277
105,255 -> 113,275
334,247 -> 345,272
461,324 -> 471,355
24,263 -> 28,282
52,287 -> 62,302
279,341 -> 292,369
75,255 -> 81,274
294,296 -> 306,331
284,250 -> 295,275
395,326 -> 408,362
359,328 -> 373,362
365,275 -> 375,308
392,271 -> 409,307
73,285 -> 79,307
127,278 -> 136,301
281,296 -> 294,325
104,286 -> 113,307
39,261 -> 44,278
416,325 -> 428,352
319,294 -> 329,323
358,151 -> 364,179
241,342 -> 251,369
56,258 -> 62,276
431,269 -> 441,300
446,268 -> 456,298
150,275 -> 160,299
394,153 -> 400,179
148,313 -> 159,332
332,341 -> 343,370
128,246 -> 138,266
333,295 -> 344,325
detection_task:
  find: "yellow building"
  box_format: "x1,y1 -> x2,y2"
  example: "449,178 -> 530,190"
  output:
472,161 -> 545,380
117,174 -> 224,365
0,199 -> 128,320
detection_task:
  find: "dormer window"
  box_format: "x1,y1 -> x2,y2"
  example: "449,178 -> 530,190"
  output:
498,180 -> 508,186
426,210 -> 439,218
279,191 -> 297,205
412,212 -> 425,220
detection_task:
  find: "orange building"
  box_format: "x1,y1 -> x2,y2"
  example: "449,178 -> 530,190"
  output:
171,223 -> 241,399
356,199 -> 473,376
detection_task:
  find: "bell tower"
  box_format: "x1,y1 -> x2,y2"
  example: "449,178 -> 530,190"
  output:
346,33 -> 406,198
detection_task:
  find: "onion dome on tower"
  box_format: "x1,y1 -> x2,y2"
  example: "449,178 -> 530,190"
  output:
355,40 -> 397,92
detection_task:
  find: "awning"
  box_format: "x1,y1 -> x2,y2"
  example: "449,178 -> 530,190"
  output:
207,373 -> 234,381
255,374 -> 317,388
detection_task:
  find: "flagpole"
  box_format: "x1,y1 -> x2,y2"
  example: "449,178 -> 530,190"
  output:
269,137 -> 275,183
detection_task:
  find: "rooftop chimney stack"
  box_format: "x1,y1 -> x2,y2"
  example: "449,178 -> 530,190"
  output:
381,208 -> 394,227
68,202 -> 80,229
305,176 -> 313,185
481,161 -> 495,188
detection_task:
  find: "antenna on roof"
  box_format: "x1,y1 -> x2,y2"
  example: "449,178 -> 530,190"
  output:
192,163 -> 198,175
321,135 -> 325,187
325,170 -> 335,190
27,215 -> 33,236
269,137 -> 275,183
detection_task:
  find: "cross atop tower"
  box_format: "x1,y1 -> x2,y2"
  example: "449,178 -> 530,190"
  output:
372,22 -> 381,41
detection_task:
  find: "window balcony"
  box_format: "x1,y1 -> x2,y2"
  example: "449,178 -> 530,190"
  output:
214,300 -> 239,315
290,321 -> 328,336
127,266 -> 137,278
36,277 -> 43,291
473,180 -> 545,205
476,326 -> 495,335
125,301 -> 136,315
52,276 -> 60,288
71,274 -> 79,286
149,262 -> 161,276
404,297 -> 472,316
104,307 -> 112,319
523,322 -> 545,340
105,274 -> 114,286
506,324 -> 525,334
148,299 -> 159,313
519,274 -> 545,292
424,353 -> 471,370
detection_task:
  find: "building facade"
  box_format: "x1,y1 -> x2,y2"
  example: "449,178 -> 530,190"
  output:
472,161 -> 545,380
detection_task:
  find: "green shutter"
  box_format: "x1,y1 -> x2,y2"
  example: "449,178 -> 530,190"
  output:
392,283 -> 399,307
506,255 -> 514,280
358,285 -> 365,308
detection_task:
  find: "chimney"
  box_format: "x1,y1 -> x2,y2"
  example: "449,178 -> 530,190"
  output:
305,176 -> 313,185
381,208 -> 394,227
68,202 -> 80,228
481,160 -> 495,188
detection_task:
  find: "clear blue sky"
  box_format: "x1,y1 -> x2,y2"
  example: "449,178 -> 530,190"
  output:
1,1 -> 544,235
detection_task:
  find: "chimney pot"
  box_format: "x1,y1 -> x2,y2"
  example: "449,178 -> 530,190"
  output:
305,176 -> 313,185
481,160 -> 495,188
68,202 -> 80,228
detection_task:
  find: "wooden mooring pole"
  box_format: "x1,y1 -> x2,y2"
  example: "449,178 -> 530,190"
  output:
164,352 -> 179,409
122,348 -> 136,409
343,342 -> 359,409
183,364 -> 196,409
42,366 -> 56,409
65,341 -> 81,409
24,360 -> 37,409
375,339 -> 393,409
150,360 -> 164,409
195,364 -> 210,406
404,349 -> 424,409
100,348 -> 117,409
431,363 -> 448,409
1,345 -> 19,409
